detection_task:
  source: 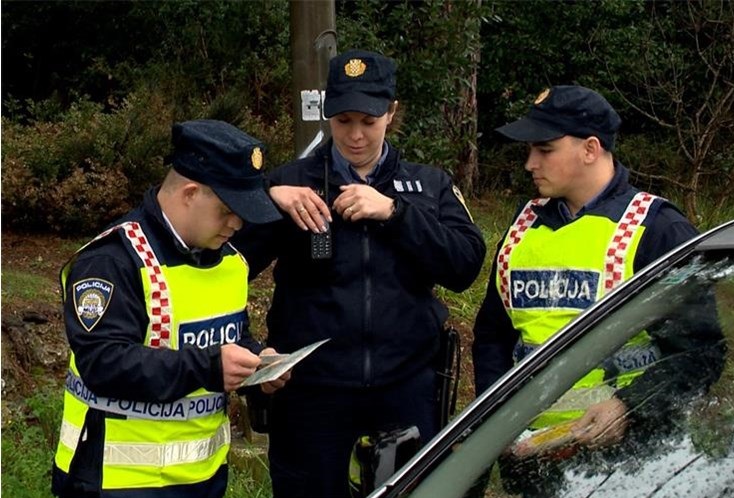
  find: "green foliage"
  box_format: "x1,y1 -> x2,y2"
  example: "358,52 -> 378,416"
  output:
1,384 -> 63,498
1,270 -> 58,303
1,423 -> 55,498
2,0 -> 732,232
1,98 -> 151,234
226,448 -> 273,497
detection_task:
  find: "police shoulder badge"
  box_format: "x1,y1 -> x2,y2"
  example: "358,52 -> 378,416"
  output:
251,147 -> 263,170
73,278 -> 114,332
534,88 -> 551,105
452,185 -> 475,222
345,58 -> 367,78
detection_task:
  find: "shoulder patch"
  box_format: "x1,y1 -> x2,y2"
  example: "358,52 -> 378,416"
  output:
452,185 -> 474,222
72,278 -> 114,332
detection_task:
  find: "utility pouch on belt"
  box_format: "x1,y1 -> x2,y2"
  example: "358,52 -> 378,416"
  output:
436,326 -> 461,428
348,426 -> 421,498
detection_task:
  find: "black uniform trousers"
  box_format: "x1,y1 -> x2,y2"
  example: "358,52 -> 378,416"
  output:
268,365 -> 438,498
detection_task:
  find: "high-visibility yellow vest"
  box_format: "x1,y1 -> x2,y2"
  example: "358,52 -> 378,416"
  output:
54,221 -> 249,490
496,193 -> 661,428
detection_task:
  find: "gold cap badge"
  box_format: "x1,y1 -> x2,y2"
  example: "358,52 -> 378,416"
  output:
534,88 -> 551,105
251,147 -> 263,170
344,59 -> 367,78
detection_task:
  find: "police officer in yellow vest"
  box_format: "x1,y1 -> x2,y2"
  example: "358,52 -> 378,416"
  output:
472,86 -> 703,495
52,120 -> 288,498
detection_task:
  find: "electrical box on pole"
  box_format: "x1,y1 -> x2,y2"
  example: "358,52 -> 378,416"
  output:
290,0 -> 337,158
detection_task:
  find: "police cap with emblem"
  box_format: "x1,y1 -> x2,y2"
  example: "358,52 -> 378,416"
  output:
496,85 -> 622,151
167,119 -> 281,224
324,49 -> 397,118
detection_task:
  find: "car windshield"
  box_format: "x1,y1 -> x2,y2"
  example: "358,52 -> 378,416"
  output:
387,242 -> 734,498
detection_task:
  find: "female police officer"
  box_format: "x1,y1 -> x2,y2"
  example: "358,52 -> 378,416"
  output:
233,50 -> 486,497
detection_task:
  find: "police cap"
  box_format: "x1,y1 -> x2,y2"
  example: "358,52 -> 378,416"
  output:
496,85 -> 621,151
168,119 -> 281,224
324,49 -> 397,118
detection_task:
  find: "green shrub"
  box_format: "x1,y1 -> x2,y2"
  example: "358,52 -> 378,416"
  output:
1,92 -> 171,234
1,384 -> 63,498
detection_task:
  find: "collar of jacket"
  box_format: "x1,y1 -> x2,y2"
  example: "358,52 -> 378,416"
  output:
309,139 -> 402,189
532,159 -> 632,229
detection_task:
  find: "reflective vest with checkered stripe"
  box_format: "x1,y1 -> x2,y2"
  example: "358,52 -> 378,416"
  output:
54,221 -> 248,490
496,192 -> 661,429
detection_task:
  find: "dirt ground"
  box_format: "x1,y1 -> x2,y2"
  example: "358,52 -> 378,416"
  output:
1,232 -> 72,402
1,231 -> 477,409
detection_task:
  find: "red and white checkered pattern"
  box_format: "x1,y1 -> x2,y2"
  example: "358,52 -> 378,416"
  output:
120,222 -> 172,349
603,192 -> 655,293
497,198 -> 549,308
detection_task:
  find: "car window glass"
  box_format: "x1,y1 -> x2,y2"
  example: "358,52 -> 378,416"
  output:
487,254 -> 734,498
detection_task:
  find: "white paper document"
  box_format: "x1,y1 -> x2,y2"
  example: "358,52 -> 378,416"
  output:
239,338 -> 330,387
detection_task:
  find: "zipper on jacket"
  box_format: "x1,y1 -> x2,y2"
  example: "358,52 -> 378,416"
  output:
362,224 -> 373,386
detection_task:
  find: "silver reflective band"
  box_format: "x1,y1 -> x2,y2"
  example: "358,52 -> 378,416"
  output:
104,422 -> 230,467
59,419 -> 83,451
65,370 -> 226,420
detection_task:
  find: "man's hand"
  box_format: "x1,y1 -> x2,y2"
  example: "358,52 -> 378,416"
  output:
572,397 -> 628,447
270,185 -> 331,233
333,184 -> 395,222
259,347 -> 291,394
221,344 -> 261,392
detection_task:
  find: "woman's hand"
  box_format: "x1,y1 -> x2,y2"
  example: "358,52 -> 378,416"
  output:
270,186 -> 331,233
333,184 -> 395,222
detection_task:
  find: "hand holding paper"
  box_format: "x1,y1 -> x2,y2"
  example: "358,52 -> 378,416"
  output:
239,339 -> 330,388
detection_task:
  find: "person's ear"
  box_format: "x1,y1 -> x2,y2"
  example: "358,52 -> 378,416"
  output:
180,182 -> 200,206
582,137 -> 603,163
386,100 -> 399,124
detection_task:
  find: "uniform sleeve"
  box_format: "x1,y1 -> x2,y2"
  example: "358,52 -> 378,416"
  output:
634,203 -> 699,271
231,222 -> 282,280
380,171 -> 486,292
618,204 -> 723,423
615,287 -> 726,424
471,239 -> 519,395
230,168 -> 287,279
65,245 -> 226,403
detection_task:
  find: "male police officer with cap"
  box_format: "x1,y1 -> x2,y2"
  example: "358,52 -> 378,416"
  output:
471,86 -> 723,495
52,119 -> 288,498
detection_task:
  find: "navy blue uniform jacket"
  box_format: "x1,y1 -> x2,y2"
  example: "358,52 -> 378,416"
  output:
233,141 -> 486,388
61,188 -> 262,403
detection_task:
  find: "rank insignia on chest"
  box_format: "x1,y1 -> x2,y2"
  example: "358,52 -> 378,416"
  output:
72,278 -> 114,332
393,179 -> 423,193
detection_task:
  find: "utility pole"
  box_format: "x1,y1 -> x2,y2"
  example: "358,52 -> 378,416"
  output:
289,0 -> 337,158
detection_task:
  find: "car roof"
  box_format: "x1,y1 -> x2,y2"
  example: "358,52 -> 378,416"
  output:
696,219 -> 734,251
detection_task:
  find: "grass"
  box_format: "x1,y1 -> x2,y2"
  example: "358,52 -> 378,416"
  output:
1,270 -> 59,303
1,382 -> 61,498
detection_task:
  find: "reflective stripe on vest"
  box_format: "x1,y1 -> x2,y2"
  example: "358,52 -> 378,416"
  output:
58,419 -> 231,467
498,192 -> 658,428
64,370 -> 226,420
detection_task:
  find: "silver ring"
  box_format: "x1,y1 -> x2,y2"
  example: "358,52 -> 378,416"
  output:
297,206 -> 306,213
346,206 -> 353,214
